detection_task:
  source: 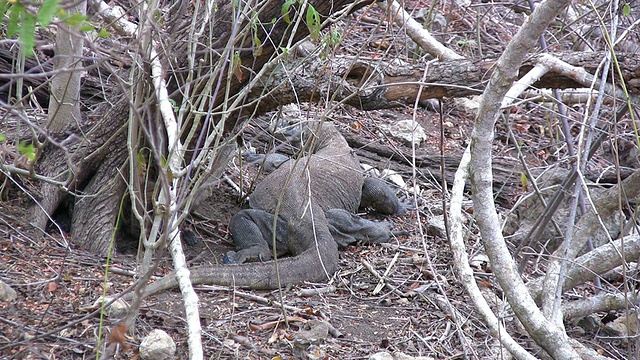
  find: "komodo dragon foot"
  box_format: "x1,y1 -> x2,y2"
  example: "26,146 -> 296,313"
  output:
228,207 -> 395,263
325,209 -> 393,247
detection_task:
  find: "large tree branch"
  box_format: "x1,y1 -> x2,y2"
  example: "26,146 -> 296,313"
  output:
468,0 -> 581,358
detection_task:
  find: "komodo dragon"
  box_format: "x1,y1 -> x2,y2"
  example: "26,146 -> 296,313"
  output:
136,122 -> 405,297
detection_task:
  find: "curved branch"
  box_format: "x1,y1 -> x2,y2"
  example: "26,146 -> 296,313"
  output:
469,0 -> 580,358
449,147 -> 536,360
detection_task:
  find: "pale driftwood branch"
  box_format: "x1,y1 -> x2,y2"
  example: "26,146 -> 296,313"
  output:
537,169 -> 640,322
469,0 -> 581,357
361,258 -> 405,298
527,234 -> 640,299
241,50 -> 640,121
449,146 -> 535,360
297,286 -> 337,297
94,0 -> 204,356
563,292 -> 640,320
197,285 -> 303,313
144,1 -> 204,356
379,1 -> 463,61
569,340 -> 613,360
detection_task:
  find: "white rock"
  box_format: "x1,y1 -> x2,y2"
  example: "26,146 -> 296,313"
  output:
469,253 -> 491,272
370,352 -> 395,360
381,169 -> 407,190
370,351 -> 435,360
394,351 -> 435,360
382,120 -> 427,147
361,163 -> 381,177
0,279 -> 17,302
139,329 -> 176,360
427,215 -> 447,239
90,296 -> 129,319
454,96 -> 481,114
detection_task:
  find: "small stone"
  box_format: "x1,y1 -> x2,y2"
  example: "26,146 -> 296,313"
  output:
469,254 -> 491,272
294,320 -> 330,346
91,296 -> 130,319
604,312 -> 638,337
426,215 -> 446,239
139,329 -> 176,360
577,314 -> 602,333
381,169 -> 407,190
393,351 -> 436,360
603,319 -> 627,337
370,351 -> 394,360
0,279 -> 17,302
382,120 -> 427,147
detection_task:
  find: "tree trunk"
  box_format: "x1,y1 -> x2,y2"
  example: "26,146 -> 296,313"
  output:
26,0 -> 376,255
47,1 -> 86,135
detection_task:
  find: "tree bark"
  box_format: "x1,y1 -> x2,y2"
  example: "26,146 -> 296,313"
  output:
24,0 -> 377,254
47,1 -> 87,134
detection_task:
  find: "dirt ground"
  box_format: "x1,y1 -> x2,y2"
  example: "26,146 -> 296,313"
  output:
0,106 -> 477,359
0,104 -> 631,359
0,1 -> 635,359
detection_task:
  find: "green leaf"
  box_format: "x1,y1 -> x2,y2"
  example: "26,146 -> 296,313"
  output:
0,133 -> 6,143
253,34 -> 262,56
18,141 -> 36,162
623,3 -> 631,16
98,28 -> 110,38
160,155 -> 168,169
7,3 -> 22,37
457,39 -> 477,47
231,51 -> 243,81
78,23 -> 94,32
19,12 -> 36,57
37,0 -> 60,27
327,28 -> 341,46
62,12 -> 88,27
136,149 -> 148,173
305,4 -> 320,42
520,173 -> 528,189
281,0 -> 296,24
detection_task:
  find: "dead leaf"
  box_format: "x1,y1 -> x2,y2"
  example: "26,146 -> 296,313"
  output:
46,281 -> 58,293
106,323 -> 131,351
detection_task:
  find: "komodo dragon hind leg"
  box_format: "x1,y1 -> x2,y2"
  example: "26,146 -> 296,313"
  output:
226,209 -> 288,264
326,208 -> 393,247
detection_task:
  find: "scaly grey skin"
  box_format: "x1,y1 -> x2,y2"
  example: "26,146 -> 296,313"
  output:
243,152 -> 290,174
360,177 -> 409,215
133,123 -> 405,298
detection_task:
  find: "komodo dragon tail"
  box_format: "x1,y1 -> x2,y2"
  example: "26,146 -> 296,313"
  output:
132,204 -> 338,299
